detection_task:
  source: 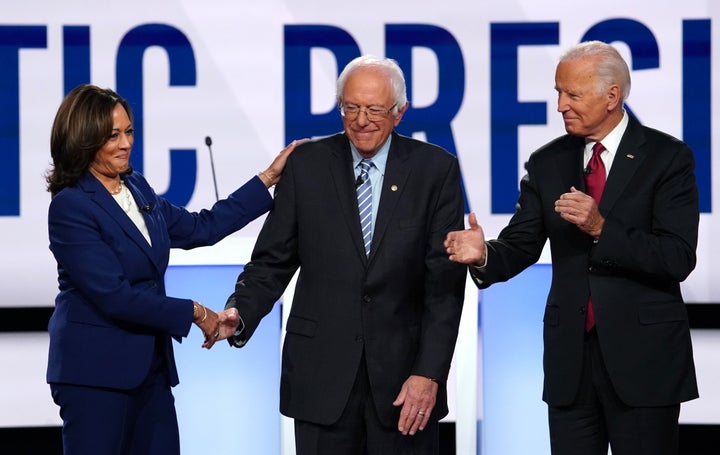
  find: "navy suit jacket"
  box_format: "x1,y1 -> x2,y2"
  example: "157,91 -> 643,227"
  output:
225,132 -> 467,427
47,171 -> 271,389
473,115 -> 699,407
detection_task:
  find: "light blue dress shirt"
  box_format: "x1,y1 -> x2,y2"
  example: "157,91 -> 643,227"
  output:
350,135 -> 391,236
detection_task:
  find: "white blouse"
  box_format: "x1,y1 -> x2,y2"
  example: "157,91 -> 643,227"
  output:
112,181 -> 152,245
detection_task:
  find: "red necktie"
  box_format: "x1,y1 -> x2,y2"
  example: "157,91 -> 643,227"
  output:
584,142 -> 606,331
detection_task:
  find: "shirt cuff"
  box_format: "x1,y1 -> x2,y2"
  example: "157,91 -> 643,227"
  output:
228,315 -> 247,348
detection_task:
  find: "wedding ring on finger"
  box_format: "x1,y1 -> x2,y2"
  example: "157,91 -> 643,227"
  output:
418,411 -> 425,416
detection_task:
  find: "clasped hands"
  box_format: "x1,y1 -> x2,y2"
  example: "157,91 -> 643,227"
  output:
192,302 -> 240,349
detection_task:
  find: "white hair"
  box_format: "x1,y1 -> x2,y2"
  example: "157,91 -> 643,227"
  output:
560,40 -> 631,102
336,55 -> 408,113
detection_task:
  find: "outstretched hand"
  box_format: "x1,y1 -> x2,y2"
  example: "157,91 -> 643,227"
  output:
258,138 -> 310,187
444,212 -> 487,265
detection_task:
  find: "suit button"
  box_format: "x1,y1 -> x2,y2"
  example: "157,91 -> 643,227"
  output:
579,307 -> 586,315
355,335 -> 364,342
363,295 -> 371,303
588,266 -> 594,272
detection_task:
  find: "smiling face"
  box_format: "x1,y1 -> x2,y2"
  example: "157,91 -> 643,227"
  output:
340,67 -> 407,158
88,103 -> 133,182
555,56 -> 622,142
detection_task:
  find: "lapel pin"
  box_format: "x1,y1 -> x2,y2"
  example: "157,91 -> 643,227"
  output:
391,185 -> 398,192
626,154 -> 635,159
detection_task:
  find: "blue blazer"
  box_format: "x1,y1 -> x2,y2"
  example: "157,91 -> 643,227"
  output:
47,171 -> 271,389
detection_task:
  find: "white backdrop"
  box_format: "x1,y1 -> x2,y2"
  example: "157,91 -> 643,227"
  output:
3,0 -> 718,307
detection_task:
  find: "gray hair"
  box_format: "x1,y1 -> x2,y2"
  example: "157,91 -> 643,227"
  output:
336,55 -> 408,113
560,40 -> 631,102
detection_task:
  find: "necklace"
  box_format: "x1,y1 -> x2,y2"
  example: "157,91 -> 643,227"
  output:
109,181 -> 123,195
111,182 -> 133,213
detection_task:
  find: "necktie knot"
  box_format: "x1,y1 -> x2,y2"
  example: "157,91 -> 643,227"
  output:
359,159 -> 372,175
592,142 -> 605,158
585,142 -> 606,204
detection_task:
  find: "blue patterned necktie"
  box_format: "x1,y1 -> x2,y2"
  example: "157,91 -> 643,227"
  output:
356,159 -> 373,256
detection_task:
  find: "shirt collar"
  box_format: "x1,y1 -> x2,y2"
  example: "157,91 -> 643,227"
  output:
350,135 -> 391,176
586,109 -> 629,158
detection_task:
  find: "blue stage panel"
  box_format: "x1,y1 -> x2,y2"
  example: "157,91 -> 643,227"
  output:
166,264 -> 282,455
482,264 -> 552,455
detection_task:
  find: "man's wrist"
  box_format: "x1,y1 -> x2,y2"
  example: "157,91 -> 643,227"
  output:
228,315 -> 247,348
473,244 -> 489,270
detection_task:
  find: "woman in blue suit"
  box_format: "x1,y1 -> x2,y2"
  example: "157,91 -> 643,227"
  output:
45,84 -> 297,454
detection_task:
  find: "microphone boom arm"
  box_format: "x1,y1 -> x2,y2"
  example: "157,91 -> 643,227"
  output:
205,136 -> 220,201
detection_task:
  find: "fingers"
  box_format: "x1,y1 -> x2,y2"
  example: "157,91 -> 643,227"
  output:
224,307 -> 240,325
284,138 -> 309,153
394,375 -> 437,435
217,310 -> 240,340
468,211 -> 479,229
195,306 -> 241,348
398,404 -> 434,435
201,328 -> 220,349
261,138 -> 308,187
416,408 -> 431,432
196,308 -> 220,349
201,320 -> 220,349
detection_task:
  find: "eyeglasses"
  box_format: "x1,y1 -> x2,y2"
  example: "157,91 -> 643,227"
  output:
339,102 -> 398,122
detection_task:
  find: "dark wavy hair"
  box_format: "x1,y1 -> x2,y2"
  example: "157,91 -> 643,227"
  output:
46,84 -> 133,196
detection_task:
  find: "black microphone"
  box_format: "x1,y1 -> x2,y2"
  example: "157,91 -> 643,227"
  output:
584,167 -> 592,175
205,136 -> 219,201
355,175 -> 364,187
140,202 -> 154,212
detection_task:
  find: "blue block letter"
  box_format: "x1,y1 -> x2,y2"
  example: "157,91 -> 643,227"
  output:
117,23 -> 197,206
490,22 -> 559,213
0,26 -> 47,216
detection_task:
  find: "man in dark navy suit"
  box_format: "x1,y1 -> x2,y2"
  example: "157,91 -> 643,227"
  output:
445,41 -> 699,455
223,55 -> 466,454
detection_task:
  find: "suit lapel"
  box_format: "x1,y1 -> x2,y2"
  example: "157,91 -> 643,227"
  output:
81,173 -> 163,274
124,178 -> 164,254
599,116 -> 647,213
371,133 -> 410,262
327,136 -> 369,261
